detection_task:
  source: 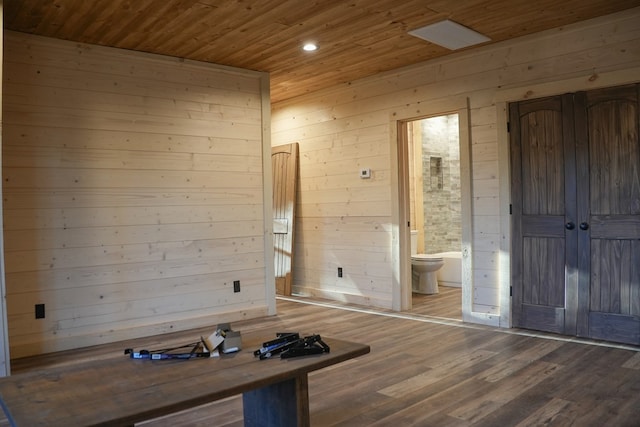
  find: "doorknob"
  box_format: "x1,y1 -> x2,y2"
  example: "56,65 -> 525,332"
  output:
579,222 -> 589,230
565,222 -> 575,230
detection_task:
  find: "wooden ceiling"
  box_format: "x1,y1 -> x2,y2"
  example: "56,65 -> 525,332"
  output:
5,1 -> 640,103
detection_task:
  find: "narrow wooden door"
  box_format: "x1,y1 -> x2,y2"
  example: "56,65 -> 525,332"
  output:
510,94 -> 578,335
511,84 -> 640,345
575,85 -> 640,344
272,143 -> 299,296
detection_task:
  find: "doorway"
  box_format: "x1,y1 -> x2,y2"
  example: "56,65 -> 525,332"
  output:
406,114 -> 462,319
392,98 -> 473,319
510,83 -> 640,345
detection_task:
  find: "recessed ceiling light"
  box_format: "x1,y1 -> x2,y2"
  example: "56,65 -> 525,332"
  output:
303,43 -> 317,52
409,20 -> 490,50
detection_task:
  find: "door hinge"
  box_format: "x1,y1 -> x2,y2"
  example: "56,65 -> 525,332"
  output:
509,204 -> 512,215
507,121 -> 511,133
510,286 -> 513,297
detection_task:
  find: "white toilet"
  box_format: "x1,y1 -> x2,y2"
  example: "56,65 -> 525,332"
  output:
410,231 -> 444,294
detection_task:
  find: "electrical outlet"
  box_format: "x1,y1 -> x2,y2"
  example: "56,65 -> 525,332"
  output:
338,267 -> 343,278
233,280 -> 241,293
35,303 -> 45,319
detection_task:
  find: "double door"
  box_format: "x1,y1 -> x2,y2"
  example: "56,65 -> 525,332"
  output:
510,84 -> 640,345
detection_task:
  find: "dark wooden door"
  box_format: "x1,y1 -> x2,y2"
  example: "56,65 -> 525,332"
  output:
575,85 -> 640,344
510,84 -> 640,345
510,94 -> 578,335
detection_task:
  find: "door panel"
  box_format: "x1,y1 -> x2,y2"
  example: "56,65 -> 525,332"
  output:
512,84 -> 640,345
520,109 -> 565,216
523,238 -> 565,308
578,85 -> 640,344
510,95 -> 577,335
272,143 -> 299,296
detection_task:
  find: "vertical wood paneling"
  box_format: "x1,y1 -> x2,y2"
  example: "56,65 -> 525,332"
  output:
522,238 -> 565,307
591,236 -> 640,316
588,94 -> 640,215
2,32 -> 270,357
632,241 -> 640,316
582,84 -> 640,344
521,109 -> 565,216
272,9 -> 640,317
272,143 -> 298,295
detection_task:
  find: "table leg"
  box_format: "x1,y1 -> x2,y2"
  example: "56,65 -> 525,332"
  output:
243,374 -> 310,427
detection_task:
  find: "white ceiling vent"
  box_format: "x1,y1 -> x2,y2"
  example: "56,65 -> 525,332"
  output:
409,20 -> 490,50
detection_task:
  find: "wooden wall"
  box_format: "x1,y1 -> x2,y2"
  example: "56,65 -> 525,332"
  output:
2,32 -> 272,358
0,5 -> 10,375
271,8 -> 640,317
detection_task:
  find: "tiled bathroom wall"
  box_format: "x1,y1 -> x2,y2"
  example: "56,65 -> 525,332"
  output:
421,114 -> 462,253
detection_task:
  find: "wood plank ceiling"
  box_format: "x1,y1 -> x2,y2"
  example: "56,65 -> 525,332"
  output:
5,0 -> 640,103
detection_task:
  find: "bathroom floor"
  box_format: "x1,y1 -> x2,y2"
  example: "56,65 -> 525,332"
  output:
410,285 -> 461,320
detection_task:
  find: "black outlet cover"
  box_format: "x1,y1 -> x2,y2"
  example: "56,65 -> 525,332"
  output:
35,303 -> 45,319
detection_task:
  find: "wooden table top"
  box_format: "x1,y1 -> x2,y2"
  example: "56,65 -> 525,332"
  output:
0,334 -> 370,426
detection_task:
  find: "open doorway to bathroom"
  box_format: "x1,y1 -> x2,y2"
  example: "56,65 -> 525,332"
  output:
406,114 -> 462,320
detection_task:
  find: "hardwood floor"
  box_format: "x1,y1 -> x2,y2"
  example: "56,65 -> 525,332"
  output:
2,294 -> 639,426
409,286 -> 462,320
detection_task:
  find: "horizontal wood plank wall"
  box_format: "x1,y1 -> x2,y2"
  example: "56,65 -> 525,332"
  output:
271,9 -> 640,314
2,31 -> 270,358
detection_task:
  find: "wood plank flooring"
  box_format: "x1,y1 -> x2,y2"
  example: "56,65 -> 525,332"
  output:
2,293 -> 639,426
409,286 -> 462,320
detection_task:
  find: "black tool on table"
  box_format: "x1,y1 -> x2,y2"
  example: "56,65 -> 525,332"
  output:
254,333 -> 330,359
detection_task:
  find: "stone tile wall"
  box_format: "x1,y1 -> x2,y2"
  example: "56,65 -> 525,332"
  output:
421,114 -> 462,253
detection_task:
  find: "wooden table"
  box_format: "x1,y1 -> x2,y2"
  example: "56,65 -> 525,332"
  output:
0,335 -> 370,426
